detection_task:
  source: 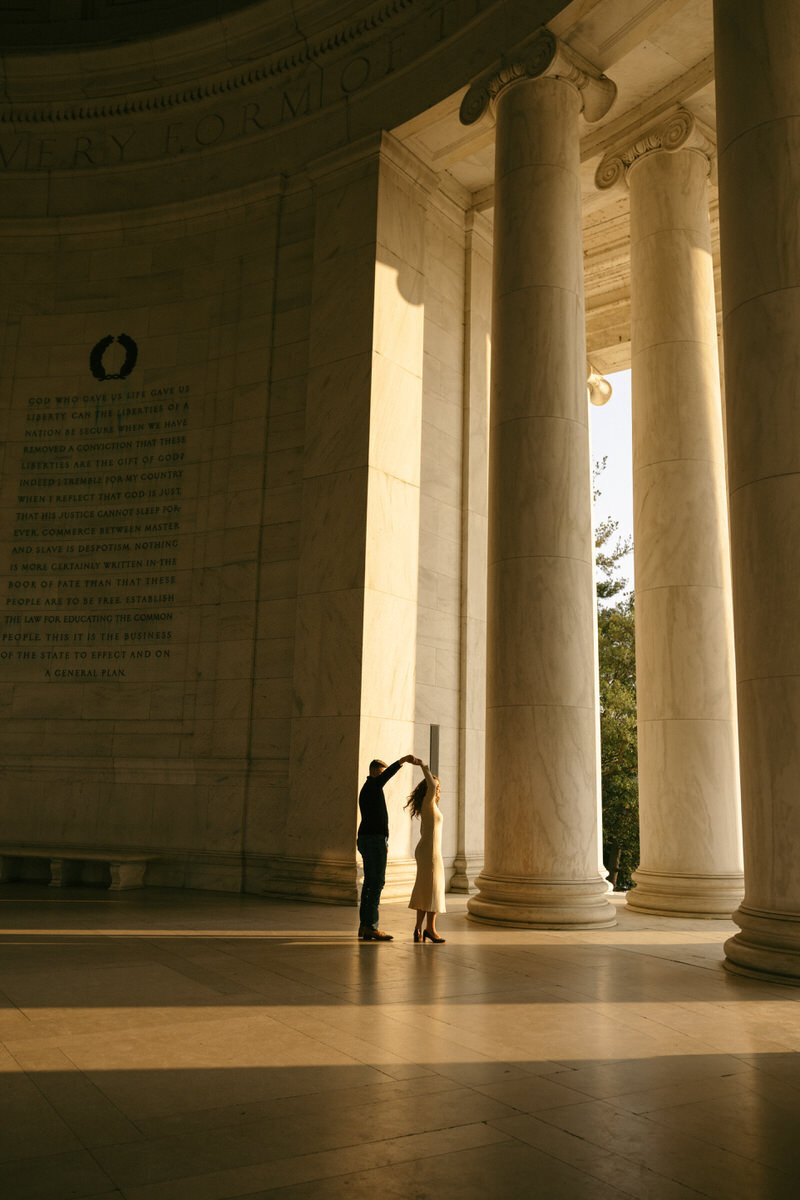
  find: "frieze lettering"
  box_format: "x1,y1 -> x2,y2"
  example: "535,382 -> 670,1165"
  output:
0,0 -> 496,171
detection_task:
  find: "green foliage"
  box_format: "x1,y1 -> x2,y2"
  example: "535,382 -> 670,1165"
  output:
595,514 -> 630,602
598,597 -> 639,889
594,459 -> 639,890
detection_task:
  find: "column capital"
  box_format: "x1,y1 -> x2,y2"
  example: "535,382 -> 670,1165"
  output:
595,108 -> 715,191
459,28 -> 616,128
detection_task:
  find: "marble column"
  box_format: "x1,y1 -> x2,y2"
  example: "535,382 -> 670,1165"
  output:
596,111 -> 743,917
715,0 -> 800,982
451,209 -> 491,894
460,31 -> 616,927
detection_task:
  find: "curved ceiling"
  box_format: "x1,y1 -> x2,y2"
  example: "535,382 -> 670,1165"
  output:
0,0 -> 297,48
0,0 -> 720,373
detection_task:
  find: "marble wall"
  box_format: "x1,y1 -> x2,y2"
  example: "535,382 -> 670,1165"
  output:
0,183 -> 283,890
243,184 -> 314,890
414,191 -> 489,893
0,128 -> 486,903
414,184 -> 468,880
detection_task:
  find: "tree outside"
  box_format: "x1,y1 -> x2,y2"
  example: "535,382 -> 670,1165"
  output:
595,461 -> 639,890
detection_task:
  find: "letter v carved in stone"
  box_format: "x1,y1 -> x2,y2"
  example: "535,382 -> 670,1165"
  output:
0,138 -> 25,169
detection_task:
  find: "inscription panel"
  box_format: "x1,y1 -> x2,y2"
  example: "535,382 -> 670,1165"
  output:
0,364 -> 195,682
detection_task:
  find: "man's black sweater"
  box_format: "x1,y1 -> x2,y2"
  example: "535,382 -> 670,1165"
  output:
357,761 -> 402,838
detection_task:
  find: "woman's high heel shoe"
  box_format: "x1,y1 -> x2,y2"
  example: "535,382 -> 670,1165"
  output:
413,927 -> 423,942
423,930 -> 445,943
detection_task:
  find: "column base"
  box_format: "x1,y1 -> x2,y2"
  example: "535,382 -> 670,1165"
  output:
260,855 -> 357,905
449,853 -> 483,894
626,868 -> 744,918
466,871 -> 616,928
382,857 -> 417,901
724,905 -> 800,987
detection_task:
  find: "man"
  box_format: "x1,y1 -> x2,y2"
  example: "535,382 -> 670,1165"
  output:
357,754 -> 419,940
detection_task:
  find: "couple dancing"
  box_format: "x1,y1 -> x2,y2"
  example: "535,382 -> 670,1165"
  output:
357,754 -> 446,943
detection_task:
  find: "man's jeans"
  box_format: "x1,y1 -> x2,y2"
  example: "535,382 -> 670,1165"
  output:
357,834 -> 388,929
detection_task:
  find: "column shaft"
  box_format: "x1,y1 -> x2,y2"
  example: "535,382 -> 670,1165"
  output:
627,146 -> 743,917
715,0 -> 800,981
468,75 -> 613,928
452,211 -> 491,893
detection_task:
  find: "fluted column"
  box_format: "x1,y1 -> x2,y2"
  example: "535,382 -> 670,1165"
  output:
460,31 -> 616,927
715,0 -> 800,982
597,111 -> 743,917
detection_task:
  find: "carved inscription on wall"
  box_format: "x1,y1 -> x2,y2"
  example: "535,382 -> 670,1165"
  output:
0,382 -> 193,681
0,0 -> 497,171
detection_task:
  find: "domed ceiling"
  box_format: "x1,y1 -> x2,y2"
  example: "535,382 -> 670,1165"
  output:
1,0 -> 719,371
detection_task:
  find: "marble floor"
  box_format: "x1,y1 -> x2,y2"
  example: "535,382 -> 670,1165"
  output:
2,888 -> 800,1200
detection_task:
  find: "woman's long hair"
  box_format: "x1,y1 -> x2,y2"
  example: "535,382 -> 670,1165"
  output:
405,775 -> 438,819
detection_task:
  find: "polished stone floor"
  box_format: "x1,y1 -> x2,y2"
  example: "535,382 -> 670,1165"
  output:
2,886 -> 800,1200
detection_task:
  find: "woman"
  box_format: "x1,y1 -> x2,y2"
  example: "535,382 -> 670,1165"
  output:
405,760 -> 446,943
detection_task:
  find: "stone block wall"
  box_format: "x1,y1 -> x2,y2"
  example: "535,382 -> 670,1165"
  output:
0,139 -> 488,900
0,183 -> 283,891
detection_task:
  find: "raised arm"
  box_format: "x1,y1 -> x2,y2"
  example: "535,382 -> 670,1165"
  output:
418,762 -> 437,806
378,760 -> 402,785
378,754 -> 415,786
404,756 -> 432,784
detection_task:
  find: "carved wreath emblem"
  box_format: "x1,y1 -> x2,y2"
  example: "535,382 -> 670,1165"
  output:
89,334 -> 138,381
